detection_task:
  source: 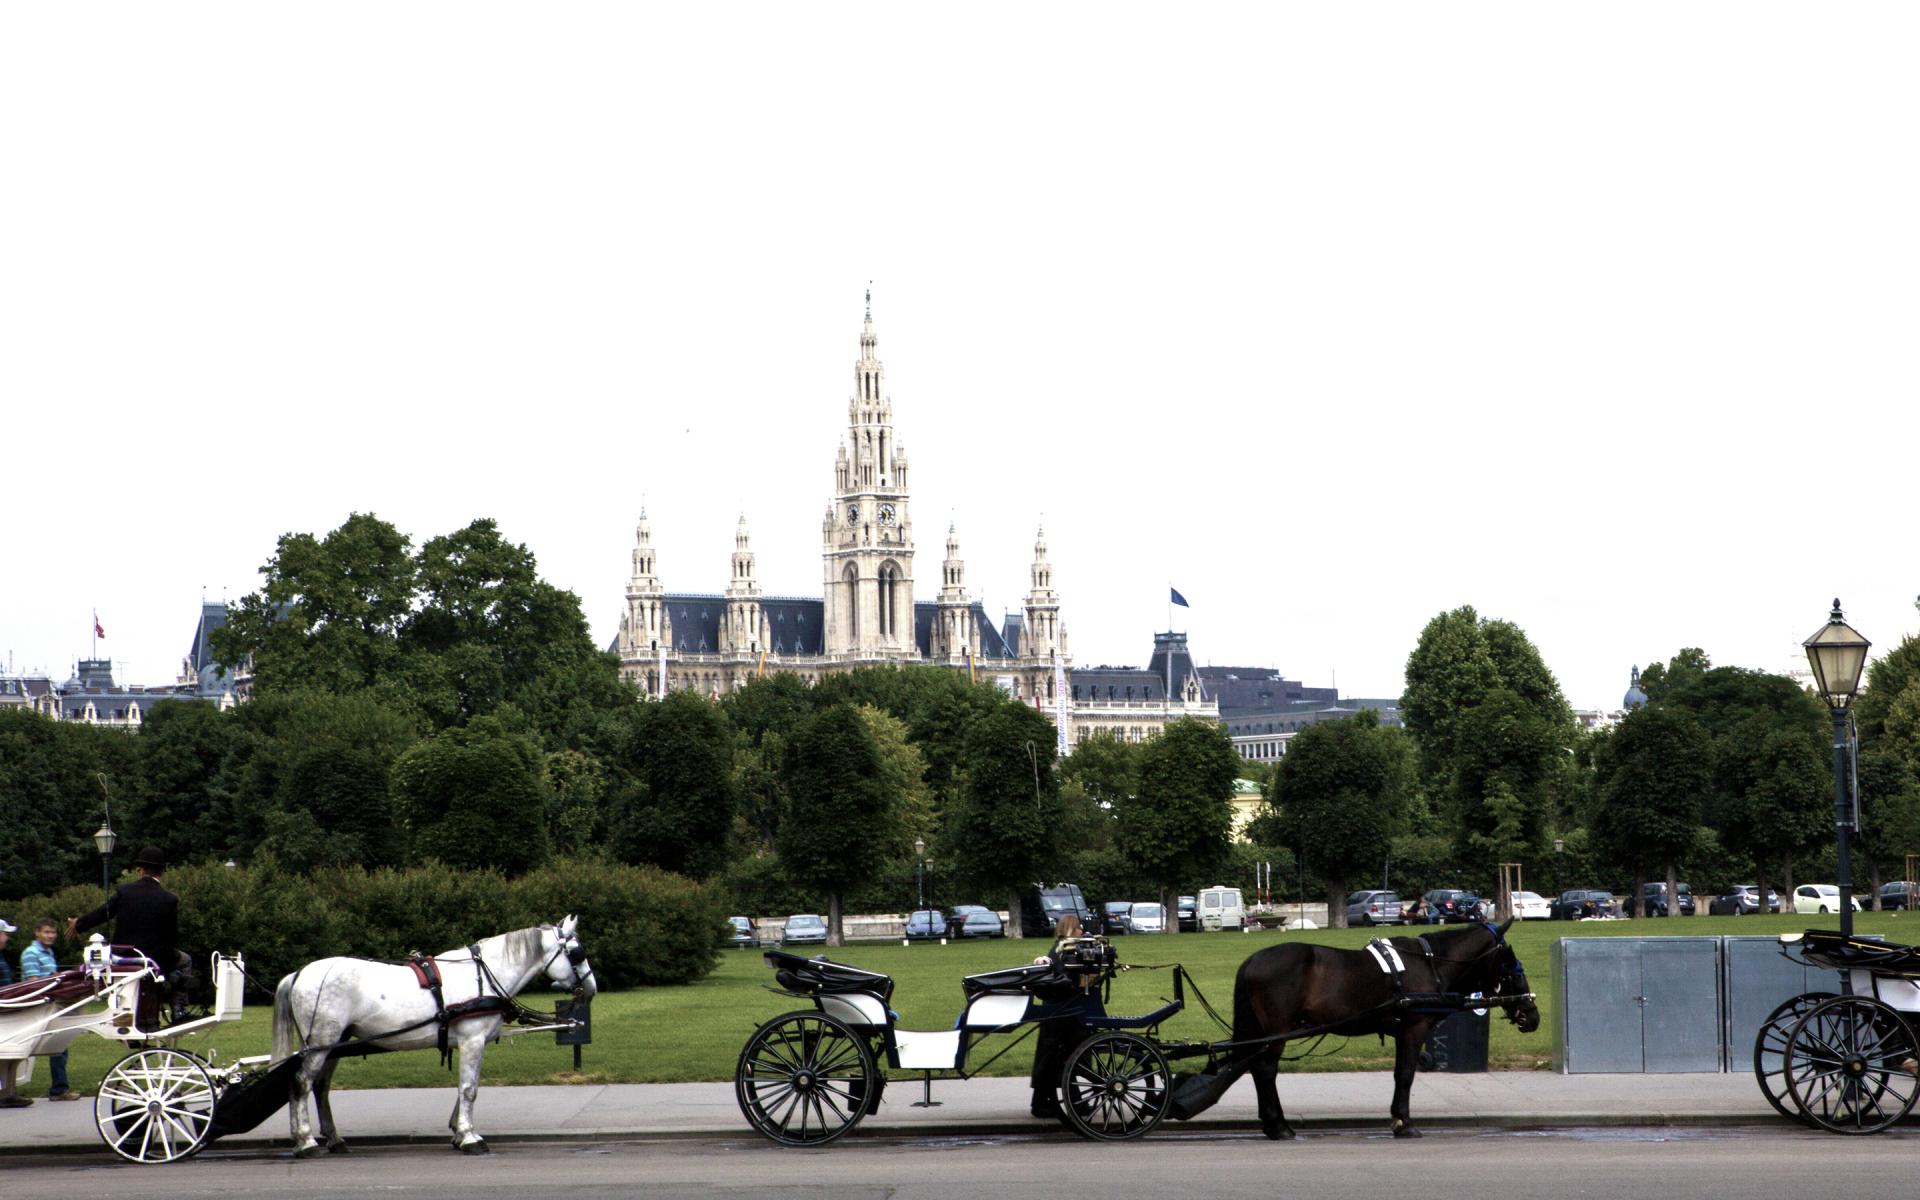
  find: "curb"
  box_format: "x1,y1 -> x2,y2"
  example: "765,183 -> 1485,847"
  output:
0,1110 -> 1796,1159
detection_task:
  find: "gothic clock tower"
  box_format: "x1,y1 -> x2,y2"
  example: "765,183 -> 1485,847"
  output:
822,294 -> 916,657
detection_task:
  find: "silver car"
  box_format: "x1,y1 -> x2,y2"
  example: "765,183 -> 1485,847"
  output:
781,914 -> 828,946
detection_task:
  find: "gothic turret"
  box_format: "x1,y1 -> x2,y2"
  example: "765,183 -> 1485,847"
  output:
720,514 -> 765,657
619,510 -> 671,690
823,294 -> 916,657
933,521 -> 974,662
1022,523 -> 1065,662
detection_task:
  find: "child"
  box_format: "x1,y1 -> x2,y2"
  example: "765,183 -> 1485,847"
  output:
19,919 -> 80,1101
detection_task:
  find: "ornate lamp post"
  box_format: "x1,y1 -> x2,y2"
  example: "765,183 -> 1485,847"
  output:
93,822 -> 117,896
92,771 -> 116,896
1804,599 -> 1871,939
914,838 -> 927,913
1554,837 -> 1565,897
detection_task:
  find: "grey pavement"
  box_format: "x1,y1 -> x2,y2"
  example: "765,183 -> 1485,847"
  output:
0,1071 -> 1783,1156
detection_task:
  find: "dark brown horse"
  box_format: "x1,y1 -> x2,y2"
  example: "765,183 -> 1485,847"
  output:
1230,920 -> 1540,1139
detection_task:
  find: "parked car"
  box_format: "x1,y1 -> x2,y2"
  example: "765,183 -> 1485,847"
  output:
956,909 -> 1004,938
1198,885 -> 1246,931
1345,890 -> 1405,927
726,915 -> 758,949
1878,881 -> 1915,911
1021,883 -> 1096,937
1793,884 -> 1862,915
1420,889 -> 1483,924
1129,902 -> 1168,934
1548,889 -> 1617,920
904,909 -> 949,940
1102,901 -> 1135,935
1177,895 -> 1198,932
1709,884 -> 1780,915
1627,882 -> 1696,917
1509,891 -> 1550,920
781,913 -> 828,946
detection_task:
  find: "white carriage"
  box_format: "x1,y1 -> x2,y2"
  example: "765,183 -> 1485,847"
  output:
0,935 -> 253,1163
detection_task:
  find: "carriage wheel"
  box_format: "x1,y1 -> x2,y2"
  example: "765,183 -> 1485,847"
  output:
95,1047 -> 217,1164
1753,992 -> 1836,1125
1783,996 -> 1920,1135
735,1011 -> 878,1146
1058,1032 -> 1173,1141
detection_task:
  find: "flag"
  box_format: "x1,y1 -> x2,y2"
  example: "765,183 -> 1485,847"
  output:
94,611 -> 106,639
1170,587 -> 1189,608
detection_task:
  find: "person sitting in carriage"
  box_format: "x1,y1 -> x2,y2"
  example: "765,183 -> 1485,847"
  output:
69,845 -> 181,1030
1026,914 -> 1110,1119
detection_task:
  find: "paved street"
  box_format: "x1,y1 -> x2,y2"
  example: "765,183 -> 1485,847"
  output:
4,1126 -> 1916,1200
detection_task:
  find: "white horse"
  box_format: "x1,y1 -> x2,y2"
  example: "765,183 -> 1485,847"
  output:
271,916 -> 596,1156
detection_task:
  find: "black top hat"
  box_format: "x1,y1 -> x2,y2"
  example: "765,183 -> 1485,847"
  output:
130,846 -> 167,872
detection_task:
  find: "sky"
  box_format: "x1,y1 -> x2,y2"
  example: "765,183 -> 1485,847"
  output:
4,3 -> 1917,713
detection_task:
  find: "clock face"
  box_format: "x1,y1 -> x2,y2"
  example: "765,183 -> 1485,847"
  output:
878,503 -> 896,525
845,503 -> 860,524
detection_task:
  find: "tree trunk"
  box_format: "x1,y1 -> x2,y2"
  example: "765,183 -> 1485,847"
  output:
1009,888 -> 1025,940
827,892 -> 843,947
1757,869 -> 1773,916
1632,869 -> 1645,918
1871,864 -> 1884,911
1665,862 -> 1679,919
1326,881 -> 1347,929
1162,886 -> 1174,934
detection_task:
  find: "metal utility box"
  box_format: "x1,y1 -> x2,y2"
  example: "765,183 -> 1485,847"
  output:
1720,935 -> 1847,1072
1552,937 -> 1722,1073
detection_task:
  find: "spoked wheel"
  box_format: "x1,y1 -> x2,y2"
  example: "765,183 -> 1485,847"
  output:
1783,996 -> 1920,1134
95,1047 -> 217,1164
735,1011 -> 878,1146
1754,992 -> 1836,1125
1058,1031 -> 1173,1141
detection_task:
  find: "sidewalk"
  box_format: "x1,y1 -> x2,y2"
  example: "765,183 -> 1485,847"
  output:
0,1072 -> 1781,1155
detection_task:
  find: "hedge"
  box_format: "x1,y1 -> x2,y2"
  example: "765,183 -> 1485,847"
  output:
0,855 -> 725,994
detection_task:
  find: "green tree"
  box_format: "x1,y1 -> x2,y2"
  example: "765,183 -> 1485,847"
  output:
1402,608 -> 1573,877
1591,705 -> 1710,913
778,704 -> 901,945
130,700 -> 245,865
1270,710 -> 1411,927
211,512 -> 416,696
0,711 -> 137,897
607,690 -> 739,879
941,700 -> 1064,940
390,718 -> 550,874
1666,666 -> 1829,907
1057,732 -> 1139,853
1636,648 -> 1712,705
1117,717 -> 1239,924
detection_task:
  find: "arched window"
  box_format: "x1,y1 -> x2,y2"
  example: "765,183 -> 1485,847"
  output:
878,561 -> 900,638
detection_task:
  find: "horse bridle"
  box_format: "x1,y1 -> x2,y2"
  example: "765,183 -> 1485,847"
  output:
541,926 -> 594,995
1420,924 -> 1531,1009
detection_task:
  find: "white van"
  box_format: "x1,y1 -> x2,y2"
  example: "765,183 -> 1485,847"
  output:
1198,885 -> 1246,931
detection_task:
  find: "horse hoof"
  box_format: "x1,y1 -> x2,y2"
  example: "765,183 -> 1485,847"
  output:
327,1141 -> 352,1155
1392,1122 -> 1423,1139
293,1143 -> 325,1160
1263,1123 -> 1296,1141
458,1139 -> 490,1156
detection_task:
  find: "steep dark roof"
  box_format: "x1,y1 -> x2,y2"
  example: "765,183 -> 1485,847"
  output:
188,602 -> 228,673
761,597 -> 826,657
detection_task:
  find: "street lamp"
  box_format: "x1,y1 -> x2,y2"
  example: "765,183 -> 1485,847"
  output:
1804,599 -> 1871,939
914,838 -> 927,913
93,822 -> 117,895
1554,838 -> 1565,897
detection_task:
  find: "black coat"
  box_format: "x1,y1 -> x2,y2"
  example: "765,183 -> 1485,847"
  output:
75,876 -> 179,968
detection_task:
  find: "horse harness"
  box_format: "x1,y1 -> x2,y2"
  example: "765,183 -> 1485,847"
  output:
408,946 -> 520,1067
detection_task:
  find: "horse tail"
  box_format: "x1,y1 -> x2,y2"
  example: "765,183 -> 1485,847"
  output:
272,970 -> 302,1061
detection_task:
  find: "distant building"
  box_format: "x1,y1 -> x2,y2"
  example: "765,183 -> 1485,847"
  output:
3,603 -> 246,728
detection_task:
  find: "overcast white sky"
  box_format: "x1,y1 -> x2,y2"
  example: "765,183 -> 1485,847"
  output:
4,3 -> 1916,713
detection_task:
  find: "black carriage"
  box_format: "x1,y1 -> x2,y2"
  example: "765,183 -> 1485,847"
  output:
1753,930 -> 1920,1134
737,939 -> 1185,1145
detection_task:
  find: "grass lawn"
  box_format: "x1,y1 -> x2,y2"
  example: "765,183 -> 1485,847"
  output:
43,910 -> 1916,1094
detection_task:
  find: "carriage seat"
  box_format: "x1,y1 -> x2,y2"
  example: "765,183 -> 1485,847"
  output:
764,951 -> 895,1003
0,968 -> 97,1008
961,962 -> 1066,999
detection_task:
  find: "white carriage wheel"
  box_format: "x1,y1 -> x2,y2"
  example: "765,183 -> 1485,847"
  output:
95,1047 -> 217,1164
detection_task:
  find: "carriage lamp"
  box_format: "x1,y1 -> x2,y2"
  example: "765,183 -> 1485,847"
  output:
1805,600 -> 1871,939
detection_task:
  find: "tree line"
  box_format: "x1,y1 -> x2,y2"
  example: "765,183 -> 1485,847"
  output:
0,514 -> 1244,949
1252,605 -> 1920,925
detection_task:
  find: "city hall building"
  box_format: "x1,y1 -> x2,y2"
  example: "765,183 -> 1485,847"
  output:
612,302 -> 1216,746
